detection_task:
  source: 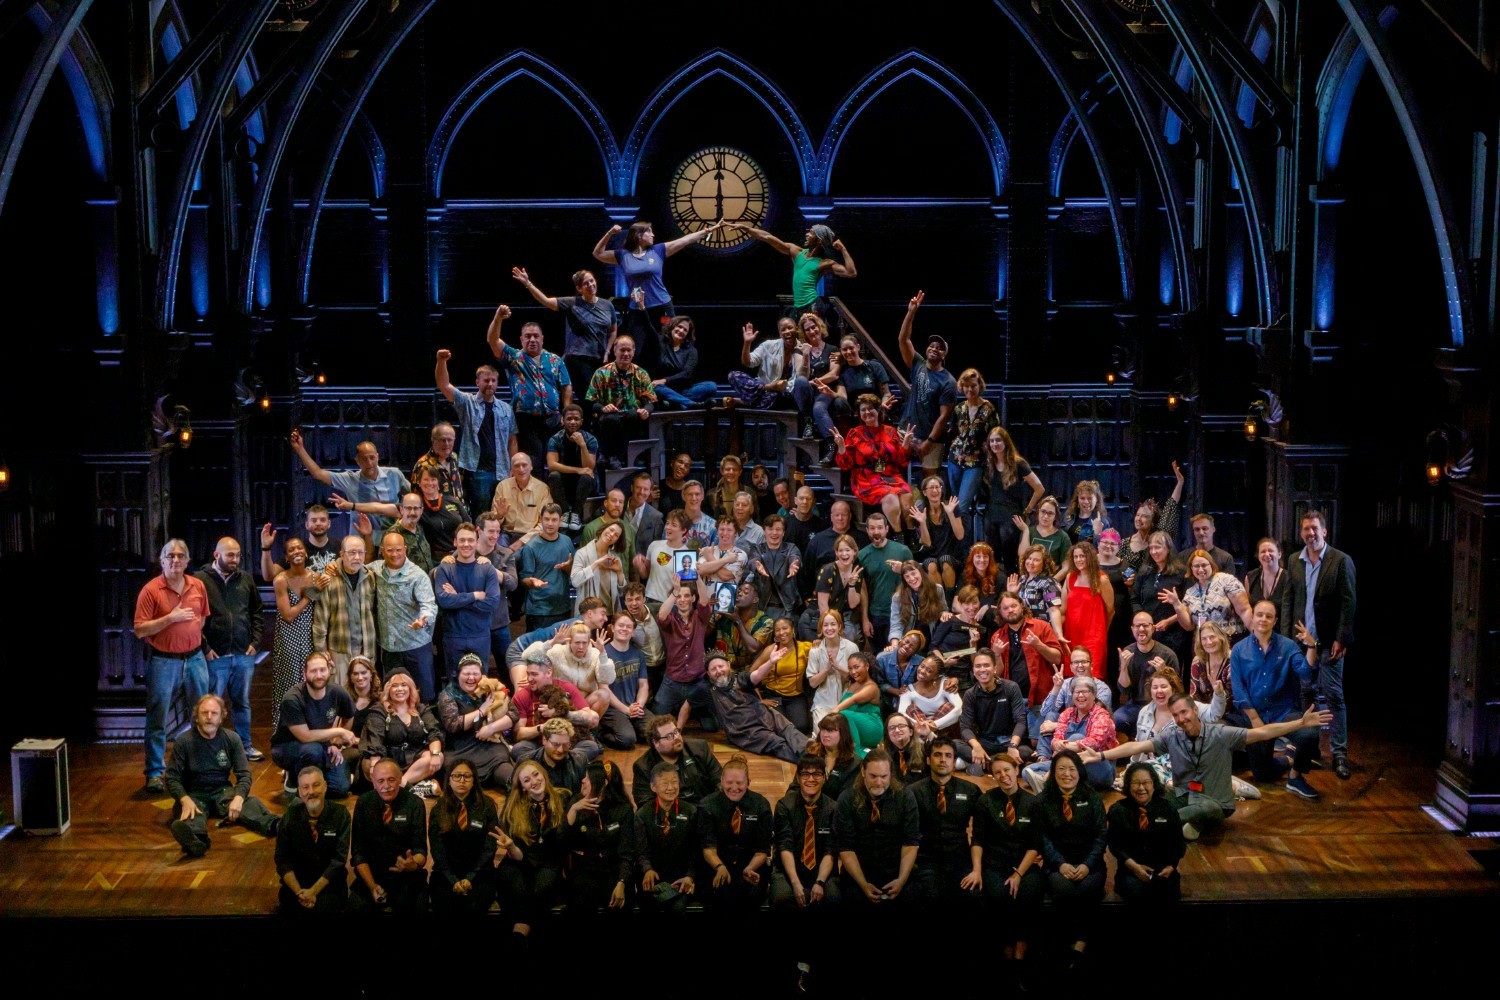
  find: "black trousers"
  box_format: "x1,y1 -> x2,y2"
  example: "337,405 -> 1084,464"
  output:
546,471 -> 597,515
429,874 -> 498,914
496,861 -> 563,928
910,857 -> 982,911
514,411 -> 559,467
350,871 -> 427,915
1046,867 -> 1106,938
1114,868 -> 1181,906
980,865 -> 1045,933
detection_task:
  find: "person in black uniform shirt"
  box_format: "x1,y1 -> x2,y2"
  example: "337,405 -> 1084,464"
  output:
882,712 -> 929,784
771,755 -> 841,911
565,759 -> 637,917
967,753 -> 1043,966
833,748 -> 920,908
907,738 -> 981,910
698,754 -> 774,912
535,716 -> 590,794
350,758 -> 428,913
275,766 -> 350,914
428,759 -> 499,914
494,759 -> 571,941
635,762 -> 700,914
1107,761 -> 1186,907
165,694 -> 279,857
960,649 -> 1031,775
361,667 -> 444,795
631,714 -> 722,807
271,653 -> 358,798
1032,749 -> 1106,967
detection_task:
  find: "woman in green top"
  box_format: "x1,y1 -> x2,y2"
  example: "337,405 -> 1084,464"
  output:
827,651 -> 885,758
730,223 -> 857,316
1014,495 -> 1071,574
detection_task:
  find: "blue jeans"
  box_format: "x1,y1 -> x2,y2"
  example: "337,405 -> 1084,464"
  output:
655,382 -> 718,408
947,463 -> 984,539
1113,701 -> 1137,741
654,676 -> 714,722
381,644 -> 436,703
1314,649 -> 1347,755
145,651 -> 210,778
208,652 -> 256,743
272,740 -> 351,798
468,469 -> 499,515
490,625 -> 512,676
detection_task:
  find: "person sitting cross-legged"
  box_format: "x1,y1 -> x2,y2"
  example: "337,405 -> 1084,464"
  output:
166,694 -> 279,858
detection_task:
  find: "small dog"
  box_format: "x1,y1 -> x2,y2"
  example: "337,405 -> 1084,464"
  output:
474,676 -> 511,723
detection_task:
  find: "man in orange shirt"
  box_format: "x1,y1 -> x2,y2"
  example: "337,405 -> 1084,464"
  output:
133,538 -> 212,793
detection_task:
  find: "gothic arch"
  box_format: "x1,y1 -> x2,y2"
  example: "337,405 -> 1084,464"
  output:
428,50 -> 620,199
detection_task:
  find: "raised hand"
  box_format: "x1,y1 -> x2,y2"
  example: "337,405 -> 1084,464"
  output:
511,266 -> 529,285
832,238 -> 846,253
436,348 -> 451,363
261,522 -> 277,549
788,558 -> 801,577
943,495 -> 960,517
1012,514 -> 1028,530
1006,573 -> 1022,592
1159,587 -> 1181,607
907,290 -> 925,311
830,428 -> 845,452
742,322 -> 758,344
328,493 -> 352,511
288,429 -> 304,450
493,303 -> 512,321
1172,459 -> 1185,484
354,512 -> 373,537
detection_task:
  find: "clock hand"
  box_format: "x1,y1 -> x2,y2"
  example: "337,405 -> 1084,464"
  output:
714,171 -> 724,224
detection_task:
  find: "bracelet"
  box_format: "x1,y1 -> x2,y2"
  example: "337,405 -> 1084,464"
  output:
261,546 -> 272,552
815,878 -> 827,887
716,863 -> 728,872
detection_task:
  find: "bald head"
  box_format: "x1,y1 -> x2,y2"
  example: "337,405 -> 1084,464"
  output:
213,537 -> 242,575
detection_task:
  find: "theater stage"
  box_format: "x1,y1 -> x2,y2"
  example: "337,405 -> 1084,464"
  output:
0,722 -> 1493,922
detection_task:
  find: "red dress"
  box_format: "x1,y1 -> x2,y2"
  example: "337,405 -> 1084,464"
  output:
1063,571 -> 1108,679
835,424 -> 910,506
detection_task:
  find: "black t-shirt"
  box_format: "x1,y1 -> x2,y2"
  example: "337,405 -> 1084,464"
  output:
982,460 -> 1034,524
420,497 -> 470,557
815,563 -> 856,615
304,539 -> 338,574
272,684 -> 357,747
839,359 -> 890,398
1005,626 -> 1029,696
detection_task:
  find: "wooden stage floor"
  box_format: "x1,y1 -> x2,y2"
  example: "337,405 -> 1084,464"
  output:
0,720 -> 1494,921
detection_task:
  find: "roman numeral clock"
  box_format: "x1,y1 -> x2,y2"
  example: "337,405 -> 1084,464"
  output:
668,146 -> 769,250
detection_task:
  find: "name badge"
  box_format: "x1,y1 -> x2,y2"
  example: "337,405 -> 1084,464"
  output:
607,822 -> 621,833
1018,817 -> 1031,824
817,826 -> 832,835
954,793 -> 969,802
745,814 -> 760,823
395,815 -> 409,823
1154,817 -> 1168,824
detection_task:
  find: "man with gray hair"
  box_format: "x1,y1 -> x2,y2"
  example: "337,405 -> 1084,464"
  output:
134,538 -> 212,793
166,693 -> 279,857
312,534 -> 379,686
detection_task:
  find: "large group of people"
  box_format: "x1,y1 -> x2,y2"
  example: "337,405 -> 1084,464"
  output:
133,220 -> 1358,965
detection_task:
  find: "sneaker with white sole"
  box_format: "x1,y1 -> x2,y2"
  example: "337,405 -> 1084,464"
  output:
1182,822 -> 1200,842
410,779 -> 439,799
245,746 -> 265,762
1285,775 -> 1320,800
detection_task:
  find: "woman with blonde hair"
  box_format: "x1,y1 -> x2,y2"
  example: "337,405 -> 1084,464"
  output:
806,610 -> 859,726
813,534 -> 867,642
494,759 -> 571,940
1188,620 -> 1244,724
1065,480 -> 1111,546
361,667 -> 443,796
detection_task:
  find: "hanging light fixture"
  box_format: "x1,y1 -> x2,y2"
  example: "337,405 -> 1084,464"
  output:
1165,392 -> 1179,412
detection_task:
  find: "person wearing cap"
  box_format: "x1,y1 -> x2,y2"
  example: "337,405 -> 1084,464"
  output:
350,757 -> 428,913
895,290 -> 957,482
730,222 -> 857,320
437,652 -> 516,790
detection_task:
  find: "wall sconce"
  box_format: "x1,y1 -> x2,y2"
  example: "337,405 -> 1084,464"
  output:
316,368 -> 327,386
176,407 -> 193,448
1105,370 -> 1116,386
259,393 -> 272,411
152,396 -> 192,449
1425,427 -> 1474,486
1244,404 -> 1262,442
0,460 -> 10,492
1165,392 -> 1179,412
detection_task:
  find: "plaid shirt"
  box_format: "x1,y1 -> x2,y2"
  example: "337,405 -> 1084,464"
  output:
1052,703 -> 1117,754
584,363 -> 657,411
311,566 -> 379,658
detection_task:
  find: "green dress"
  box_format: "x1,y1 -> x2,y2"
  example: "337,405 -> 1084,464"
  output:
843,701 -> 884,759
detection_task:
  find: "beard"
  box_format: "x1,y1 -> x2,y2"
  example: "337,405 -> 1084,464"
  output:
711,674 -> 733,691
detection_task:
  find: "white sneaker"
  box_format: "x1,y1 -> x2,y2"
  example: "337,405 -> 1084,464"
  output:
1232,775 -> 1261,800
410,779 -> 439,799
1182,822 -> 1200,842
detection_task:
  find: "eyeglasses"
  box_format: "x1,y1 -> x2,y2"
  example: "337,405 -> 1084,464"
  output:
654,731 -> 680,742
449,773 -> 474,782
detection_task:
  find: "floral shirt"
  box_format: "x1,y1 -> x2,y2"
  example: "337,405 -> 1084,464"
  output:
585,363 -> 657,411
1182,572 -> 1247,637
497,343 -> 570,416
948,399 -> 999,468
834,424 -> 910,506
1052,703 -> 1116,753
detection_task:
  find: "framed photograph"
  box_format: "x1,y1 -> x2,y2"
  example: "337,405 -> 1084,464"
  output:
674,549 -> 698,581
712,581 -> 737,613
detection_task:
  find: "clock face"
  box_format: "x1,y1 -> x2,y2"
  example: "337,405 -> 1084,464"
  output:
668,146 -> 769,250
